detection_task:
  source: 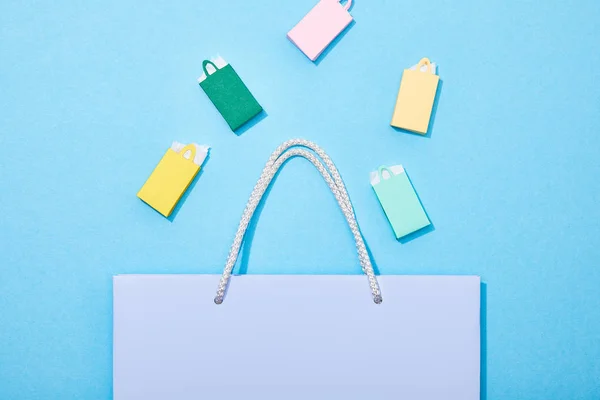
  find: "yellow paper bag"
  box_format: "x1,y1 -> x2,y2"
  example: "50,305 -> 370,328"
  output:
137,144 -> 201,217
391,58 -> 440,135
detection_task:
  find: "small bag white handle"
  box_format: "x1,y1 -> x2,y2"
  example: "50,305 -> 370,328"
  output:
214,139 -> 382,305
341,0 -> 352,11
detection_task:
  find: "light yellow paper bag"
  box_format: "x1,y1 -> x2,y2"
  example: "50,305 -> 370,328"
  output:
137,143 -> 207,217
391,58 -> 439,135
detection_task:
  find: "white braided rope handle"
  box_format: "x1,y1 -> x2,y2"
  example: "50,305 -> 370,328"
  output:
214,139 -> 383,305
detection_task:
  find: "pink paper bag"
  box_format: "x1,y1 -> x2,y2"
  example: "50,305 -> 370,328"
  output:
287,0 -> 353,61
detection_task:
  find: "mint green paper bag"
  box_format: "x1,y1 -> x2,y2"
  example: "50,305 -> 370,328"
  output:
198,58 -> 263,132
371,165 -> 430,239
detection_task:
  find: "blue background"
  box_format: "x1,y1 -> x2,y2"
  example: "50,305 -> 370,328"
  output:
1,0 -> 599,398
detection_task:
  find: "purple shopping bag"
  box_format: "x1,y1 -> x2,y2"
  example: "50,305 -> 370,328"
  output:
113,139 -> 480,400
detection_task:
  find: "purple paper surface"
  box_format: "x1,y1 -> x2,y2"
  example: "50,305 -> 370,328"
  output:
114,275 -> 480,399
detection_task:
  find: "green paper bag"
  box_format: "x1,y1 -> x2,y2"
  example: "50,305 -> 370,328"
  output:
371,165 -> 430,239
199,59 -> 263,132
